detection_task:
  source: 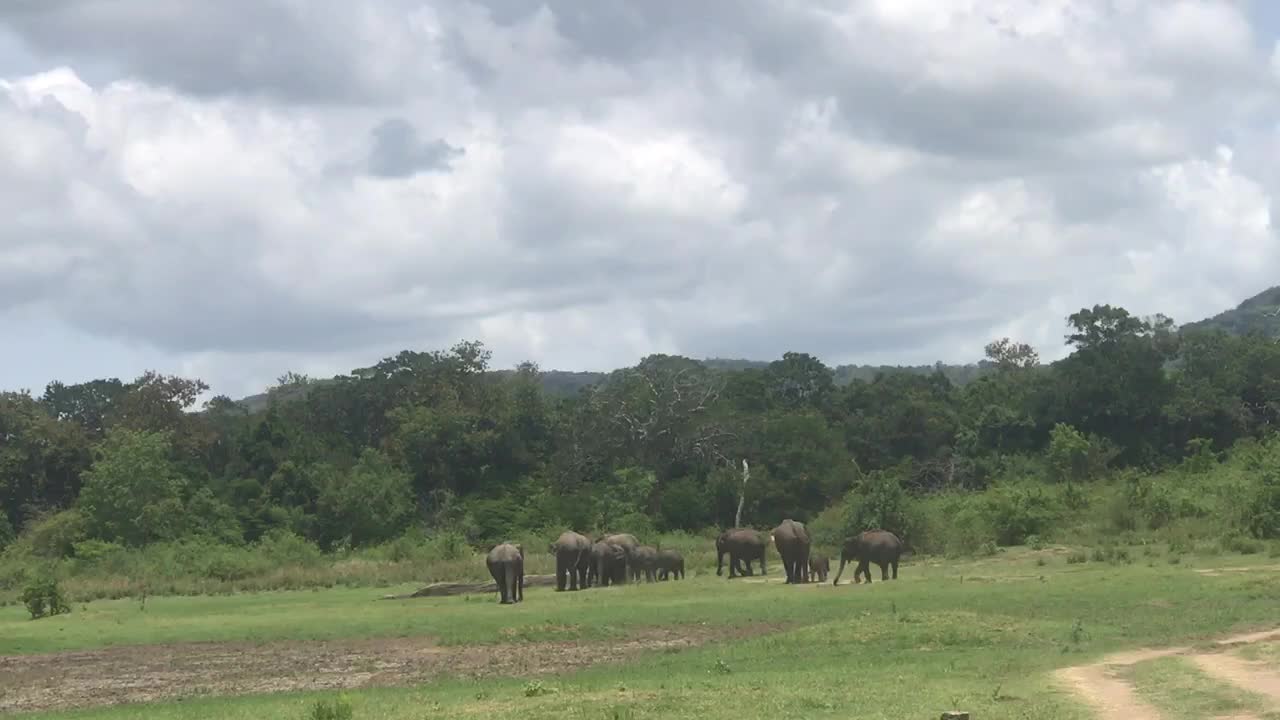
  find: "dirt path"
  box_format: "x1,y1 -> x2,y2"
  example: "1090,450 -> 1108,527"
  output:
1191,654 -> 1280,703
1053,628 -> 1280,720
0,623 -> 777,714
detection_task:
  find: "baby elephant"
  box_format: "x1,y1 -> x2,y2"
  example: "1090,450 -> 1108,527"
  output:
808,554 -> 830,583
656,549 -> 685,580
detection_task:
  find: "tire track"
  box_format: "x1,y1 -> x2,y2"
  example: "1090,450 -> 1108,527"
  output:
1053,628 -> 1280,720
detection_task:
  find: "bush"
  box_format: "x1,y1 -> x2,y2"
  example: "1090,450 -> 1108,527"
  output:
1244,471 -> 1280,540
842,468 -> 922,548
984,484 -> 1060,546
307,695 -> 353,720
24,509 -> 88,559
22,575 -> 70,620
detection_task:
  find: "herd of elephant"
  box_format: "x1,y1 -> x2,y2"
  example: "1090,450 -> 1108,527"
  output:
483,520 -> 903,605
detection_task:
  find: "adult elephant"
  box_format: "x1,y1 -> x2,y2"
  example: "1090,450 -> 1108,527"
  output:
832,529 -> 903,586
771,519 -> 811,584
656,549 -> 684,580
485,543 -> 524,604
549,530 -> 591,591
716,528 -> 767,578
588,540 -> 627,587
599,533 -> 640,583
808,554 -> 830,583
630,545 -> 659,582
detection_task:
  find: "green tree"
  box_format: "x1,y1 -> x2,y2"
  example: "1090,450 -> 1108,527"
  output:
77,429 -> 187,546
315,449 -> 415,548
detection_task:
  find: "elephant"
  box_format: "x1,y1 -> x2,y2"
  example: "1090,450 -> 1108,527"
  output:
716,528 -> 767,578
808,554 -> 830,583
587,540 -> 628,587
549,530 -> 591,591
832,529 -> 903,586
599,533 -> 640,583
656,549 -> 684,580
630,545 -> 659,582
485,543 -> 524,604
771,519 -> 812,584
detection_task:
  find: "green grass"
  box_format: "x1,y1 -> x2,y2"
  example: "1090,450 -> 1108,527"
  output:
6,548 -> 1280,719
1235,637 -> 1280,669
1119,655 -> 1278,720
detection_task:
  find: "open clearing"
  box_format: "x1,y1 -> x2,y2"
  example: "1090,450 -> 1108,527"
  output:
4,549 -> 1280,720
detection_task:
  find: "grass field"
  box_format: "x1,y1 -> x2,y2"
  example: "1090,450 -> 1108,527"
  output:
3,546 -> 1279,720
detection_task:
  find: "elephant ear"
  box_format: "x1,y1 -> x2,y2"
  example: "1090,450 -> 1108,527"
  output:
514,543 -> 524,555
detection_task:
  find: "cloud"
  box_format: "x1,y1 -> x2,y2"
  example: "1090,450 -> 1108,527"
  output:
366,118 -> 465,178
1,0 -> 1278,398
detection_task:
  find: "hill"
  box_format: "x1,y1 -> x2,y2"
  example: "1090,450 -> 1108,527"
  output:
1181,285 -> 1280,338
226,284 -> 1280,414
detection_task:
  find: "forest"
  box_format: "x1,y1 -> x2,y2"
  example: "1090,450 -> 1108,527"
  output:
2,301 -> 1280,596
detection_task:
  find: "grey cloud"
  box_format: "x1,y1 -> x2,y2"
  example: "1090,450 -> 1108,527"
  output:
0,0 -> 426,103
2,0 -> 1279,399
367,118 -> 464,178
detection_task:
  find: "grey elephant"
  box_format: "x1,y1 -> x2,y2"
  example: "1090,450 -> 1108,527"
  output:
655,549 -> 684,580
771,519 -> 811,584
832,529 -> 903,586
485,542 -> 524,604
716,528 -> 767,578
630,545 -> 659,582
599,533 -> 640,583
549,530 -> 591,591
808,554 -> 830,582
587,540 -> 627,587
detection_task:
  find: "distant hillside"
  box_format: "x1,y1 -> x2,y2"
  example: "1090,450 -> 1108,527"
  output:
229,357 -> 992,413
1181,286 -> 1280,338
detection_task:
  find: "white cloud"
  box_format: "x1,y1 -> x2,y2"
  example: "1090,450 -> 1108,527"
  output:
0,0 -> 1278,398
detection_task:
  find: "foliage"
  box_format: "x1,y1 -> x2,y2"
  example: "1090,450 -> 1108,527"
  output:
77,429 -> 187,546
21,574 -> 70,620
5,299 -> 1280,580
307,695 -> 354,720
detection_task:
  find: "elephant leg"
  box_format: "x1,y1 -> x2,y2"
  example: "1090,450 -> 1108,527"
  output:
857,559 -> 871,583
879,561 -> 889,581
555,558 -> 567,591
892,560 -> 899,579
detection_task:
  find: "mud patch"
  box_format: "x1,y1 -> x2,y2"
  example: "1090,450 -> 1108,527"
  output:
0,622 -> 780,714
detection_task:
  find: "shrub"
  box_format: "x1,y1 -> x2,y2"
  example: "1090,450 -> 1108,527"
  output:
984,484 -> 1060,546
21,575 -> 70,620
24,509 -> 88,559
307,695 -> 353,720
1244,471 -> 1280,540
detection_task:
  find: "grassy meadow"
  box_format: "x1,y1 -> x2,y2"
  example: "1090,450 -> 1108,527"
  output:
4,544 -> 1279,720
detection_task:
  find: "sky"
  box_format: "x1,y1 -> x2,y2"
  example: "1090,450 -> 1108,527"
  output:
2,1 -> 1279,401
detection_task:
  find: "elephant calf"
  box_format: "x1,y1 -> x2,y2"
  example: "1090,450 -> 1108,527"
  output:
631,545 -> 659,582
808,554 -> 830,583
656,549 -> 684,580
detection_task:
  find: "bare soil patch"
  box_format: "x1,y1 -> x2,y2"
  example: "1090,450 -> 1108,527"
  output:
1053,627 -> 1280,720
1191,564 -> 1280,577
0,622 -> 779,714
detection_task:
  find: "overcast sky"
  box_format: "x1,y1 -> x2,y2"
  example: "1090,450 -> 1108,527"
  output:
2,1 -> 1279,400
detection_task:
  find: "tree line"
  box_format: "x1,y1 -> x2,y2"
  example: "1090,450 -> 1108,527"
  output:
3,303 -> 1280,555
